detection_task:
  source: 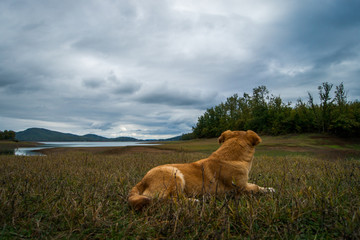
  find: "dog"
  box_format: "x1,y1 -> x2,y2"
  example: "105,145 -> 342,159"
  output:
128,130 -> 275,210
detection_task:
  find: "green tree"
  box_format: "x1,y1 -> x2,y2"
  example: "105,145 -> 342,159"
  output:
318,82 -> 334,132
247,86 -> 270,133
330,82 -> 360,136
291,99 -> 316,133
334,82 -> 347,108
267,95 -> 292,135
0,130 -> 16,140
191,83 -> 359,138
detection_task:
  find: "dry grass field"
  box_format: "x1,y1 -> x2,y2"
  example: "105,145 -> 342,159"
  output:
1,134 -> 360,239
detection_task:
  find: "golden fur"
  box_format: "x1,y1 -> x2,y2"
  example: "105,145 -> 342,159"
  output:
128,130 -> 274,210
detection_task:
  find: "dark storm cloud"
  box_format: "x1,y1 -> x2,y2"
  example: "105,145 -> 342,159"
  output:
137,88 -> 217,107
83,78 -> 103,89
0,67 -> 49,94
82,74 -> 142,95
112,82 -> 141,95
89,122 -> 114,131
108,74 -> 142,95
0,72 -> 16,88
0,0 -> 359,138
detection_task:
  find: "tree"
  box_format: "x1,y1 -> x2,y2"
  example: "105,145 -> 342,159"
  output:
334,82 -> 347,109
0,130 -> 16,140
318,82 -> 334,132
190,83 -> 359,139
247,86 -> 270,133
330,82 -> 358,136
291,99 -> 315,133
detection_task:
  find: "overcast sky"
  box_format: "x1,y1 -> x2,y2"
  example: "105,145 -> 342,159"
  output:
1,0 -> 359,139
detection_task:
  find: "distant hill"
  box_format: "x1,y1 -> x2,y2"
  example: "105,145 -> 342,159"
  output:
16,128 -> 138,142
82,134 -> 109,141
166,135 -> 182,141
146,135 -> 182,141
112,136 -> 142,141
15,128 -> 181,142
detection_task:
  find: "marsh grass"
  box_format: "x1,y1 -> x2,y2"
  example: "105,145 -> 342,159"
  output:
1,149 -> 360,239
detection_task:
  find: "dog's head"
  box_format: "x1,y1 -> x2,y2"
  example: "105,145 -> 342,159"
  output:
218,130 -> 261,146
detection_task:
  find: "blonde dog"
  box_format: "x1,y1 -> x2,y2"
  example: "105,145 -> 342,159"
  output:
128,130 -> 274,210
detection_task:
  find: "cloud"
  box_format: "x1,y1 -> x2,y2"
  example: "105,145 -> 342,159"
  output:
89,121 -> 114,131
83,78 -> 103,89
112,82 -> 141,95
0,0 -> 359,138
82,73 -> 141,95
137,85 -> 218,107
107,73 -> 142,95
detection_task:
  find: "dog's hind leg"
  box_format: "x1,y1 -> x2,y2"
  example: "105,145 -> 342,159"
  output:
142,166 -> 186,199
128,182 -> 152,210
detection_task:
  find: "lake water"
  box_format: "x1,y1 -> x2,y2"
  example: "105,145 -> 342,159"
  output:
15,141 -> 160,156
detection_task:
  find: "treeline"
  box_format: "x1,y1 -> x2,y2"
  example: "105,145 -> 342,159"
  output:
184,82 -> 360,139
0,130 -> 16,141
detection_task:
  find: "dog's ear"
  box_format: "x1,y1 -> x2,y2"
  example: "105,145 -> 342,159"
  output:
246,130 -> 261,146
218,130 -> 232,144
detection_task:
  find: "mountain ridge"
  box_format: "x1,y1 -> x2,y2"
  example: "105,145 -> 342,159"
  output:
15,128 -> 177,142
15,128 -> 181,142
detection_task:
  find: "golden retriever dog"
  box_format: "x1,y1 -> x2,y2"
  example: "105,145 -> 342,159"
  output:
128,130 -> 274,210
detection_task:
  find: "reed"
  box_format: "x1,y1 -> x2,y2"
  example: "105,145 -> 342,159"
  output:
1,149 -> 359,239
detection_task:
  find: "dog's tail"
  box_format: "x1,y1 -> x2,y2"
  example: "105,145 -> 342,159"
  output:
128,182 -> 151,210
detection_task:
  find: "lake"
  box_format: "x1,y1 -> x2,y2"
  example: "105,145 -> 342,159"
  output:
15,141 -> 160,156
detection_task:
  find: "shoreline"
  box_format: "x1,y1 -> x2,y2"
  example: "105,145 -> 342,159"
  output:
36,145 -> 173,155
0,140 -> 42,154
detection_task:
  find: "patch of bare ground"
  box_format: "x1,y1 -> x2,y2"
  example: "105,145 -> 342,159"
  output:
259,144 -> 360,160
262,146 -> 313,152
35,134 -> 360,160
308,135 -> 360,159
310,134 -> 360,145
315,148 -> 360,160
37,146 -> 175,155
0,140 -> 41,149
1,141 -> 42,154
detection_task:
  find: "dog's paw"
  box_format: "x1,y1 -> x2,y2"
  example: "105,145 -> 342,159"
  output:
265,187 -> 275,193
260,187 -> 275,193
